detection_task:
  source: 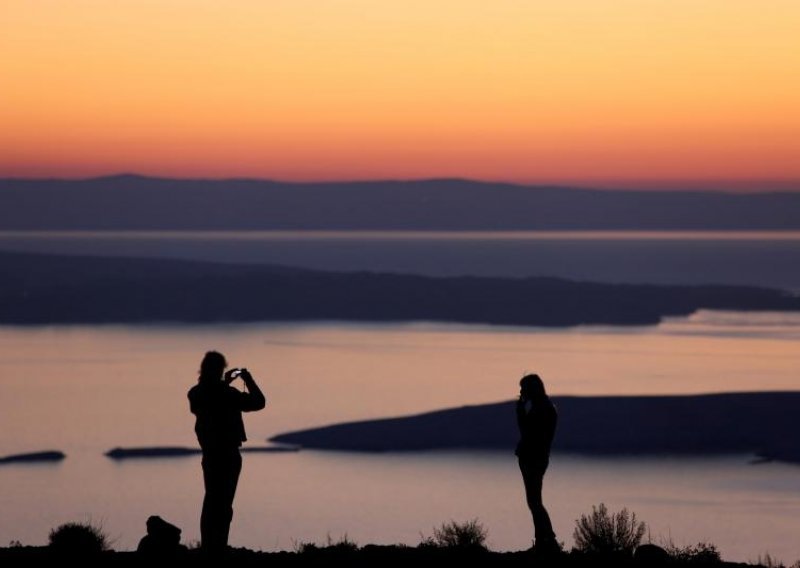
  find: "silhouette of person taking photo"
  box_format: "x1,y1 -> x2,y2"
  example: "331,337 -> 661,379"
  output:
188,351 -> 265,555
516,373 -> 559,553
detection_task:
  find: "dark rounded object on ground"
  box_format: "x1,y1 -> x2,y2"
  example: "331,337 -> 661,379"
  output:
634,544 -> 671,564
137,515 -> 186,557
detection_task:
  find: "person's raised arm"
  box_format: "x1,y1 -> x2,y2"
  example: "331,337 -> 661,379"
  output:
237,369 -> 266,411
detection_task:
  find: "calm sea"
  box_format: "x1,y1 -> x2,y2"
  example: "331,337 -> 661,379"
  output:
0,232 -> 798,560
0,318 -> 799,561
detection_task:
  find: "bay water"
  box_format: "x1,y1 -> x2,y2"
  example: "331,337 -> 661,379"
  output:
1,231 -> 798,561
0,317 -> 798,561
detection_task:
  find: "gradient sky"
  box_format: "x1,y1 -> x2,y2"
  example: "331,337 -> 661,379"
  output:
2,1 -> 799,187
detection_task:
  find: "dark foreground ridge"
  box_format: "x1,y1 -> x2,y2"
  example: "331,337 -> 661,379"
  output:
1,251 -> 798,326
0,544 -> 754,568
270,392 -> 800,464
0,450 -> 65,465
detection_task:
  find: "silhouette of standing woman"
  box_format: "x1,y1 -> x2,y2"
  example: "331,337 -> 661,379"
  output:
188,351 -> 265,555
516,373 -> 559,553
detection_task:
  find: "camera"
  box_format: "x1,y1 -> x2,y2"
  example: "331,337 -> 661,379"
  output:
224,368 -> 246,384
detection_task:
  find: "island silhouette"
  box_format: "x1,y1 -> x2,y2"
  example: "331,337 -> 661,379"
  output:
270,391 -> 800,464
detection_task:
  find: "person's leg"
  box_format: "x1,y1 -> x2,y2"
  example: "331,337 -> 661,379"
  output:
519,458 -> 557,548
201,449 -> 241,554
219,450 -> 242,548
200,454 -> 224,553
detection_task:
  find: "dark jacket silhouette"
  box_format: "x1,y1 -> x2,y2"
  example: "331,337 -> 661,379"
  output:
516,373 -> 558,551
190,375 -> 265,450
188,351 -> 265,554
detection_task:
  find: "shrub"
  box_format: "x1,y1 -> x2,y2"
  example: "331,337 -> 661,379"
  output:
293,539 -> 317,554
48,521 -> 109,555
754,553 -> 785,568
324,533 -> 358,551
420,519 -> 488,550
665,541 -> 721,565
573,503 -> 646,555
294,533 -> 358,553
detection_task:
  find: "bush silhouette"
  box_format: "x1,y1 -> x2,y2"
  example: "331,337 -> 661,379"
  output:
295,533 -> 358,554
754,553 -> 787,568
573,503 -> 646,555
665,541 -> 721,565
420,519 -> 488,550
48,522 -> 109,555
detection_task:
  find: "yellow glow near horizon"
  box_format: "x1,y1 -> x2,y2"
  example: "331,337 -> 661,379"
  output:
1,0 -> 799,185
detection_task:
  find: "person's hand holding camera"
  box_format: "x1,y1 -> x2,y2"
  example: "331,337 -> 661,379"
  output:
224,368 -> 242,384
223,367 -> 254,385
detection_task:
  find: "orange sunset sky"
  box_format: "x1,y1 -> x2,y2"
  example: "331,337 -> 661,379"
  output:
1,1 -> 799,187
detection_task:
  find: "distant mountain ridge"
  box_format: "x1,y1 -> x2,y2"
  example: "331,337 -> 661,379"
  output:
1,175 -> 799,230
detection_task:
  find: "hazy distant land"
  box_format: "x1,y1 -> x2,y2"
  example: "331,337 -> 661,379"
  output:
270,392 -> 800,464
9,393 -> 798,464
105,446 -> 298,459
1,175 -> 800,230
0,251 -> 798,325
